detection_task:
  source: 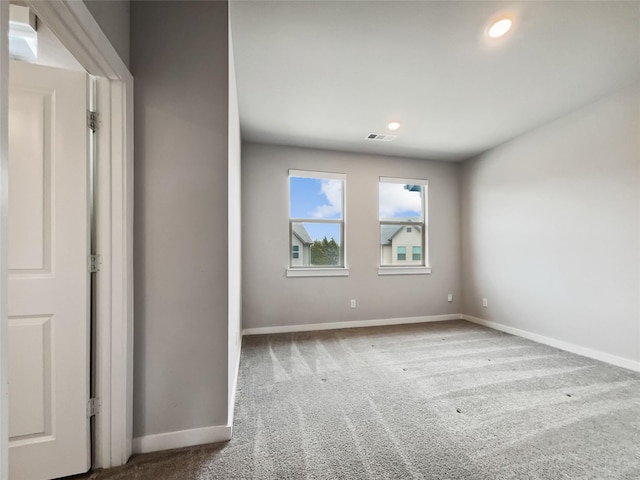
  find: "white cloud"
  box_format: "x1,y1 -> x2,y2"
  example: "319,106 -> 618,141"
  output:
313,179 -> 342,218
379,183 -> 422,218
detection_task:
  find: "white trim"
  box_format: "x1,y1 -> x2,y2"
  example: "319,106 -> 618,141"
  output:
28,1 -> 128,80
23,0 -> 134,469
286,267 -> 350,277
379,176 -> 429,186
132,425 -> 232,455
461,314 -> 640,373
379,178 -> 428,269
0,2 -> 9,479
289,169 -> 347,269
9,5 -> 36,31
377,266 -> 432,276
242,314 -> 460,336
289,169 -> 346,180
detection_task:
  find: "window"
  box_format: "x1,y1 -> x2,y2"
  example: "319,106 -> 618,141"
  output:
379,177 -> 429,273
288,170 -> 346,273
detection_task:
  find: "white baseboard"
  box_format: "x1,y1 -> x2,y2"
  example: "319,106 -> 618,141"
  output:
242,314 -> 460,336
461,314 -> 640,373
132,424 -> 232,455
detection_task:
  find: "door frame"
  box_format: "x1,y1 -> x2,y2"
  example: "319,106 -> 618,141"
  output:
0,1 -> 134,477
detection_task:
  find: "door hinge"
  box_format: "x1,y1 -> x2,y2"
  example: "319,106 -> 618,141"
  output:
88,110 -> 99,132
87,397 -> 100,417
89,254 -> 101,273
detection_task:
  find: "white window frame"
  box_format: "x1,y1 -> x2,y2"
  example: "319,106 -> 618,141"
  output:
287,169 -> 349,277
378,176 -> 431,276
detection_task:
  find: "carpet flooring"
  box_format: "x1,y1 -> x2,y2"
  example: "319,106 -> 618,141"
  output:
88,320 -> 640,479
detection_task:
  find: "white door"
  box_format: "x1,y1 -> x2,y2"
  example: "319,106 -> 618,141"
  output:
8,61 -> 90,480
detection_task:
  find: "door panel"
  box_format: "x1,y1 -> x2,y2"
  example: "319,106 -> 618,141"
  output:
8,61 -> 90,480
7,87 -> 50,273
8,315 -> 52,440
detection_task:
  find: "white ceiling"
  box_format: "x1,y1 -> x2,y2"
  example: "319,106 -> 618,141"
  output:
230,1 -> 640,161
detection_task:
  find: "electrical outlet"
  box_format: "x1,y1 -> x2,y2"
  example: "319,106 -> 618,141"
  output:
350,299 -> 357,308
482,298 -> 488,308
447,293 -> 453,302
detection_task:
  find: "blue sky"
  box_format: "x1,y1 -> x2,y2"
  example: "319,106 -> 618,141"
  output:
290,177 -> 342,219
290,177 -> 342,242
378,182 -> 422,220
289,177 -> 423,242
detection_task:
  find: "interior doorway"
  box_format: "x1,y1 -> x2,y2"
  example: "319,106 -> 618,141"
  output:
0,1 -> 134,478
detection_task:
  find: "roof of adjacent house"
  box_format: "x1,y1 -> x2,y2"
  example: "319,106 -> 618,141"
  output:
292,223 -> 312,244
380,225 -> 401,245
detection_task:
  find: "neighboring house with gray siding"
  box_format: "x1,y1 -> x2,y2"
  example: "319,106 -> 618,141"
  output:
291,223 -> 312,266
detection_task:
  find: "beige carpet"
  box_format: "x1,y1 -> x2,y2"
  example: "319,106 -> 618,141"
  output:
88,320 -> 640,479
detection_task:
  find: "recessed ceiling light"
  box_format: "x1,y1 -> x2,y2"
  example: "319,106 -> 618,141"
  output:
487,18 -> 512,39
387,121 -> 401,131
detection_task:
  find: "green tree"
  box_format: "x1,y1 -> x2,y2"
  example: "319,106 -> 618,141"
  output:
325,237 -> 339,264
311,236 -> 340,265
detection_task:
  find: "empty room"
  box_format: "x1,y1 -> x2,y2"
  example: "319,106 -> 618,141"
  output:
1,1 -> 639,480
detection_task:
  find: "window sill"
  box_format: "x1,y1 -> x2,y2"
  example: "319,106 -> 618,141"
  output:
377,266 -> 432,276
286,268 -> 350,278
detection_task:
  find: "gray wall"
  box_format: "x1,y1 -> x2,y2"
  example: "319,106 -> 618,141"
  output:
242,143 -> 461,329
461,82 -> 640,363
131,1 -> 230,437
83,0 -> 130,67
